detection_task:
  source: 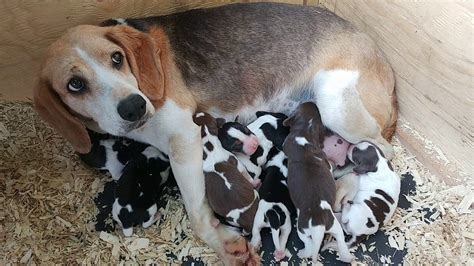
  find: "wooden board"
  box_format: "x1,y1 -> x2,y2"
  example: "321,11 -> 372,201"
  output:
0,0 -> 306,101
319,0 -> 473,176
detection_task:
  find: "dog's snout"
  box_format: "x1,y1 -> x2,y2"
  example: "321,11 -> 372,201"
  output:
117,94 -> 146,122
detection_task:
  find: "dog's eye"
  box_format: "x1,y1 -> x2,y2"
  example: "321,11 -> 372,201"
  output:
111,52 -> 123,68
232,140 -> 243,148
68,78 -> 85,93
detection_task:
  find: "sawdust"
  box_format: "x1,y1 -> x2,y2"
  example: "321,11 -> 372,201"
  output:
1,101 -> 472,264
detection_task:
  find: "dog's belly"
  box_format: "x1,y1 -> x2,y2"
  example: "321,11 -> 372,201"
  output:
208,87 -> 313,125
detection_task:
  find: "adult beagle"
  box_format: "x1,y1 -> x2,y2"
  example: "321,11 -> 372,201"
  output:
33,3 -> 397,264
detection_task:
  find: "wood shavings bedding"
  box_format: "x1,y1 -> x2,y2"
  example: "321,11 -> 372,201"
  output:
1,101 -> 472,264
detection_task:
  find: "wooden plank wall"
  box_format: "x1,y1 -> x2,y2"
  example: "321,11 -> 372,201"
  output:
0,0 -> 314,101
320,0 -> 473,176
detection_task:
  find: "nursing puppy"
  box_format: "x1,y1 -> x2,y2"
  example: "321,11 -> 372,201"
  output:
218,112 -> 295,261
193,112 -> 259,235
112,149 -> 171,236
79,129 -> 171,180
251,149 -> 295,261
283,102 -> 352,263
327,141 -> 400,247
33,3 -> 398,262
218,111 -> 289,183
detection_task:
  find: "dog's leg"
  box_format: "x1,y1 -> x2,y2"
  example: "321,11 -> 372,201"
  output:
270,228 -> 282,257
334,173 -> 359,212
275,216 -> 292,261
250,206 -> 265,250
142,204 -> 160,228
313,69 -> 394,159
168,122 -> 255,264
296,229 -> 313,259
327,215 -> 353,263
308,225 -> 325,262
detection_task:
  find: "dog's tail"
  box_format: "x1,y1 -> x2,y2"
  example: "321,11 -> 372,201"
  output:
382,88 -> 398,141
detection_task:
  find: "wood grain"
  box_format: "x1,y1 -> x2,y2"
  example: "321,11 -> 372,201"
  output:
327,0 -> 473,175
0,0 -> 304,101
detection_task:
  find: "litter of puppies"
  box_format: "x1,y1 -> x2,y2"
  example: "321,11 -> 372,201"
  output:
1,101 -> 472,264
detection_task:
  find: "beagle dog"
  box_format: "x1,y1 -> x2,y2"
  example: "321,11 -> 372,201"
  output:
33,3 -> 397,264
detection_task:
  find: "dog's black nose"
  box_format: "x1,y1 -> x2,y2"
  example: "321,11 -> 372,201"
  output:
117,94 -> 146,122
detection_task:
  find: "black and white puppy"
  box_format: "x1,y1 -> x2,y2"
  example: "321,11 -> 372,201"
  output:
326,141 -> 400,248
79,130 -> 151,180
79,130 -> 172,236
218,112 -> 295,261
112,145 -> 172,236
218,111 -> 289,183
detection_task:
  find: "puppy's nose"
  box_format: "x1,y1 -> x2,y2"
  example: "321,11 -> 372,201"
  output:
117,94 -> 146,122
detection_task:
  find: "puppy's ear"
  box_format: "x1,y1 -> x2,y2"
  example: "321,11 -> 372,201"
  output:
255,111 -> 269,118
33,79 -> 91,154
193,112 -> 210,126
282,115 -> 295,127
106,25 -> 164,106
216,118 -> 226,128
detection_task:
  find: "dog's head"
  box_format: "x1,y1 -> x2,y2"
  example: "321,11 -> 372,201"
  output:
33,24 -> 165,153
347,141 -> 393,174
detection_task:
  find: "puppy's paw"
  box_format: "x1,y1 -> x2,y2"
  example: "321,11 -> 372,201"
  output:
274,249 -> 286,261
297,248 -> 312,259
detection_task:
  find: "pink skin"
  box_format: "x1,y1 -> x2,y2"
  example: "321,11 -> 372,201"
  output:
242,135 -> 259,155
274,250 -> 286,261
322,133 -> 350,167
211,218 -> 220,228
251,179 -> 262,190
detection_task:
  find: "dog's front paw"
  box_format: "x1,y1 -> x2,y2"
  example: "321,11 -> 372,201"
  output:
274,249 -> 286,261
222,237 -> 261,266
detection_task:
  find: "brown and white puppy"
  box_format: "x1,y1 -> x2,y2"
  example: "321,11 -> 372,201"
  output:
283,102 -> 352,263
33,3 -> 397,263
193,112 -> 259,235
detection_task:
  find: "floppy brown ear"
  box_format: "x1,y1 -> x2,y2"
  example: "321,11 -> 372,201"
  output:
216,118 -> 226,128
283,116 -> 295,127
106,25 -> 164,106
33,79 -> 91,154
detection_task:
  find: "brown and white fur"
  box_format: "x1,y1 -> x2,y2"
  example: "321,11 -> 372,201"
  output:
33,3 -> 396,264
326,141 -> 400,249
193,112 -> 259,235
283,102 -> 352,263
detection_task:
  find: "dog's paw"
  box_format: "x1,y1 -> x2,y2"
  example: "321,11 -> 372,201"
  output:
274,249 -> 286,261
297,248 -> 312,259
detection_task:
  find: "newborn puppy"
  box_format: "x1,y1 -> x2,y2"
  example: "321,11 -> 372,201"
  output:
283,102 -> 352,263
79,129 -> 150,180
218,111 -> 289,183
193,112 -> 259,234
251,149 -> 296,261
219,112 -> 294,260
112,146 -> 172,236
327,141 -> 400,247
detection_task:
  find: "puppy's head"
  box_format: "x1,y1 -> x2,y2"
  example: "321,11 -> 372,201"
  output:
283,102 -> 324,145
347,141 -> 392,174
33,24 -> 165,153
218,122 -> 259,156
254,111 -> 289,150
193,112 -> 223,137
